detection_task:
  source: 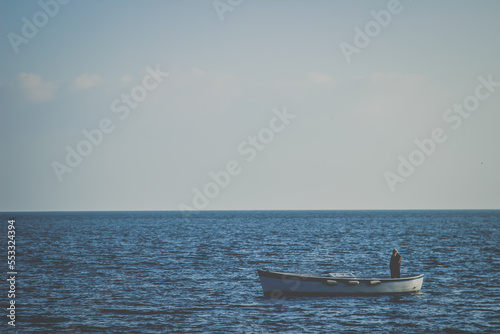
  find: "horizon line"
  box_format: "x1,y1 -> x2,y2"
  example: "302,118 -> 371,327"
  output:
1,208 -> 499,214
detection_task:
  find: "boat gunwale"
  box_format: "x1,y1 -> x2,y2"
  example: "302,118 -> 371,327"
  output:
257,269 -> 424,283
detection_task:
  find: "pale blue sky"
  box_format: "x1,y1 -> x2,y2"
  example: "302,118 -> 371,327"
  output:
1,0 -> 499,211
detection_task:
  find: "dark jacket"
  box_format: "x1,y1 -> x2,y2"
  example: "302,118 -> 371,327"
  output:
390,253 -> 401,274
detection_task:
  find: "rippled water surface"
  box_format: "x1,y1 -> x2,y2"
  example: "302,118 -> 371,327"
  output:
2,210 -> 499,333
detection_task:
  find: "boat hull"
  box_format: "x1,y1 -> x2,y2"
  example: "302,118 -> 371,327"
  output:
258,270 -> 424,296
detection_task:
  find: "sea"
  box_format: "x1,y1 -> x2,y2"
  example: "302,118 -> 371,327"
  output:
0,210 -> 498,333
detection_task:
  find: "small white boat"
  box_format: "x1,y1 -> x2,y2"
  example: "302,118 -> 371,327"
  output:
257,269 -> 424,296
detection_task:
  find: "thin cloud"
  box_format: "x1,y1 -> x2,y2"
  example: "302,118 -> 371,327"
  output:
18,73 -> 58,102
72,73 -> 103,91
307,72 -> 334,84
121,74 -> 133,84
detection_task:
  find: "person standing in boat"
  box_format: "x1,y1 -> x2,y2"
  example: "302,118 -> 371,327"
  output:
390,249 -> 402,278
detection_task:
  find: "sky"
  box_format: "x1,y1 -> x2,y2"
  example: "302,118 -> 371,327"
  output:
0,0 -> 499,211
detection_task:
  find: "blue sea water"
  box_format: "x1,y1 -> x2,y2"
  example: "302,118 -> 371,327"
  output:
1,210 -> 499,333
